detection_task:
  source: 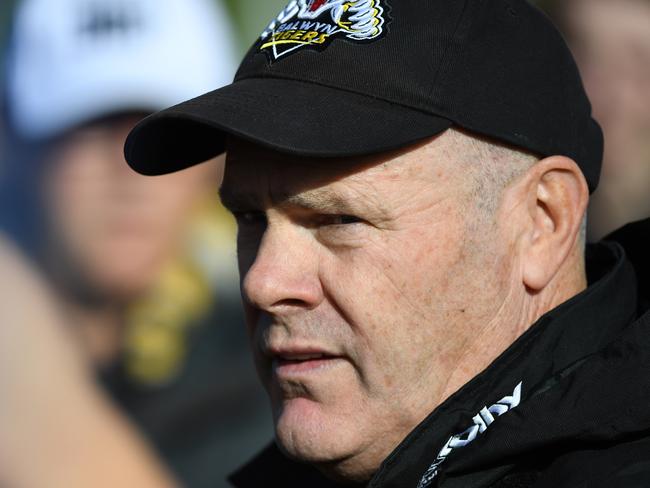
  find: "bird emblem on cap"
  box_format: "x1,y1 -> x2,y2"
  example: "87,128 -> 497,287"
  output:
259,0 -> 388,61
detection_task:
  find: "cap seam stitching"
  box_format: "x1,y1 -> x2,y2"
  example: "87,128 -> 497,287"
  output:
233,73 -> 456,123
427,0 -> 473,100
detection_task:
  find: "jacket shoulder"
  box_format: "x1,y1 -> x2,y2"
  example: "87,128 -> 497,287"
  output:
532,436 -> 650,488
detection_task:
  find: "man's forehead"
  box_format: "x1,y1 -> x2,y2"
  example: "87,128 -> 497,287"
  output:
220,153 -> 388,212
220,136 -> 449,210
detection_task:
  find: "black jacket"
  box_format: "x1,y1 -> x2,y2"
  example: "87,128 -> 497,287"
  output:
230,218 -> 650,488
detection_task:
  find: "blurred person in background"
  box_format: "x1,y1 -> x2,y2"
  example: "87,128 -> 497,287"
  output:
0,0 -> 270,486
541,0 -> 650,240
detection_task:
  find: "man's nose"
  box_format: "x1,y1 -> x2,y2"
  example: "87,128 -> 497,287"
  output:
242,222 -> 324,314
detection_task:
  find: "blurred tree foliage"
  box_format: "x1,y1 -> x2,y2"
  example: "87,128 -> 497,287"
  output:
222,0 -> 288,55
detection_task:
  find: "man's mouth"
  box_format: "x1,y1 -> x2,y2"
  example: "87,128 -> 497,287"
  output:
269,349 -> 343,376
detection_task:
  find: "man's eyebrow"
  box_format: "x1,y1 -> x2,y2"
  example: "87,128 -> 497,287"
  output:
219,185 -> 361,213
282,189 -> 354,212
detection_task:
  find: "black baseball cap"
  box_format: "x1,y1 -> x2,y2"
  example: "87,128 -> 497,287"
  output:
124,0 -> 603,192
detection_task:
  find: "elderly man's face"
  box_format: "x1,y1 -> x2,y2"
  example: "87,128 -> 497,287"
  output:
222,133 -> 513,480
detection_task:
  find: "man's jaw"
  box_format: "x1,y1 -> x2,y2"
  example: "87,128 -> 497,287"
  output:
262,342 -> 399,485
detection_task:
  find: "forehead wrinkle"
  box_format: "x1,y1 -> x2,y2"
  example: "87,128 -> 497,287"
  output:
273,175 -> 391,218
348,175 -> 392,217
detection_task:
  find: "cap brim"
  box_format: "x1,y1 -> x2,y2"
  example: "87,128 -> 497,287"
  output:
125,77 -> 452,175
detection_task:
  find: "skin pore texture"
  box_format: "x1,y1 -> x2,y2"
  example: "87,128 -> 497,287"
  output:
221,128 -> 589,483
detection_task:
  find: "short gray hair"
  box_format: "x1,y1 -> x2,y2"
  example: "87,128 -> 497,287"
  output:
448,128 -> 538,214
448,128 -> 587,245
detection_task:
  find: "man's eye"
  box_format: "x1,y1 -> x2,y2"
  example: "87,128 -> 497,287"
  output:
330,215 -> 363,225
317,214 -> 366,228
316,214 -> 366,246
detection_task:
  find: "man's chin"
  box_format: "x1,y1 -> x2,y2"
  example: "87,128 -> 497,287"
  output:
274,397 -> 376,483
274,397 -> 345,461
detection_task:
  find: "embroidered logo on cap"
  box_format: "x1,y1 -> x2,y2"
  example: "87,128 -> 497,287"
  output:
259,0 -> 388,61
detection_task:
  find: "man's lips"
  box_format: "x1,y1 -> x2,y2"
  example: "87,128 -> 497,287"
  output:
266,347 -> 344,376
